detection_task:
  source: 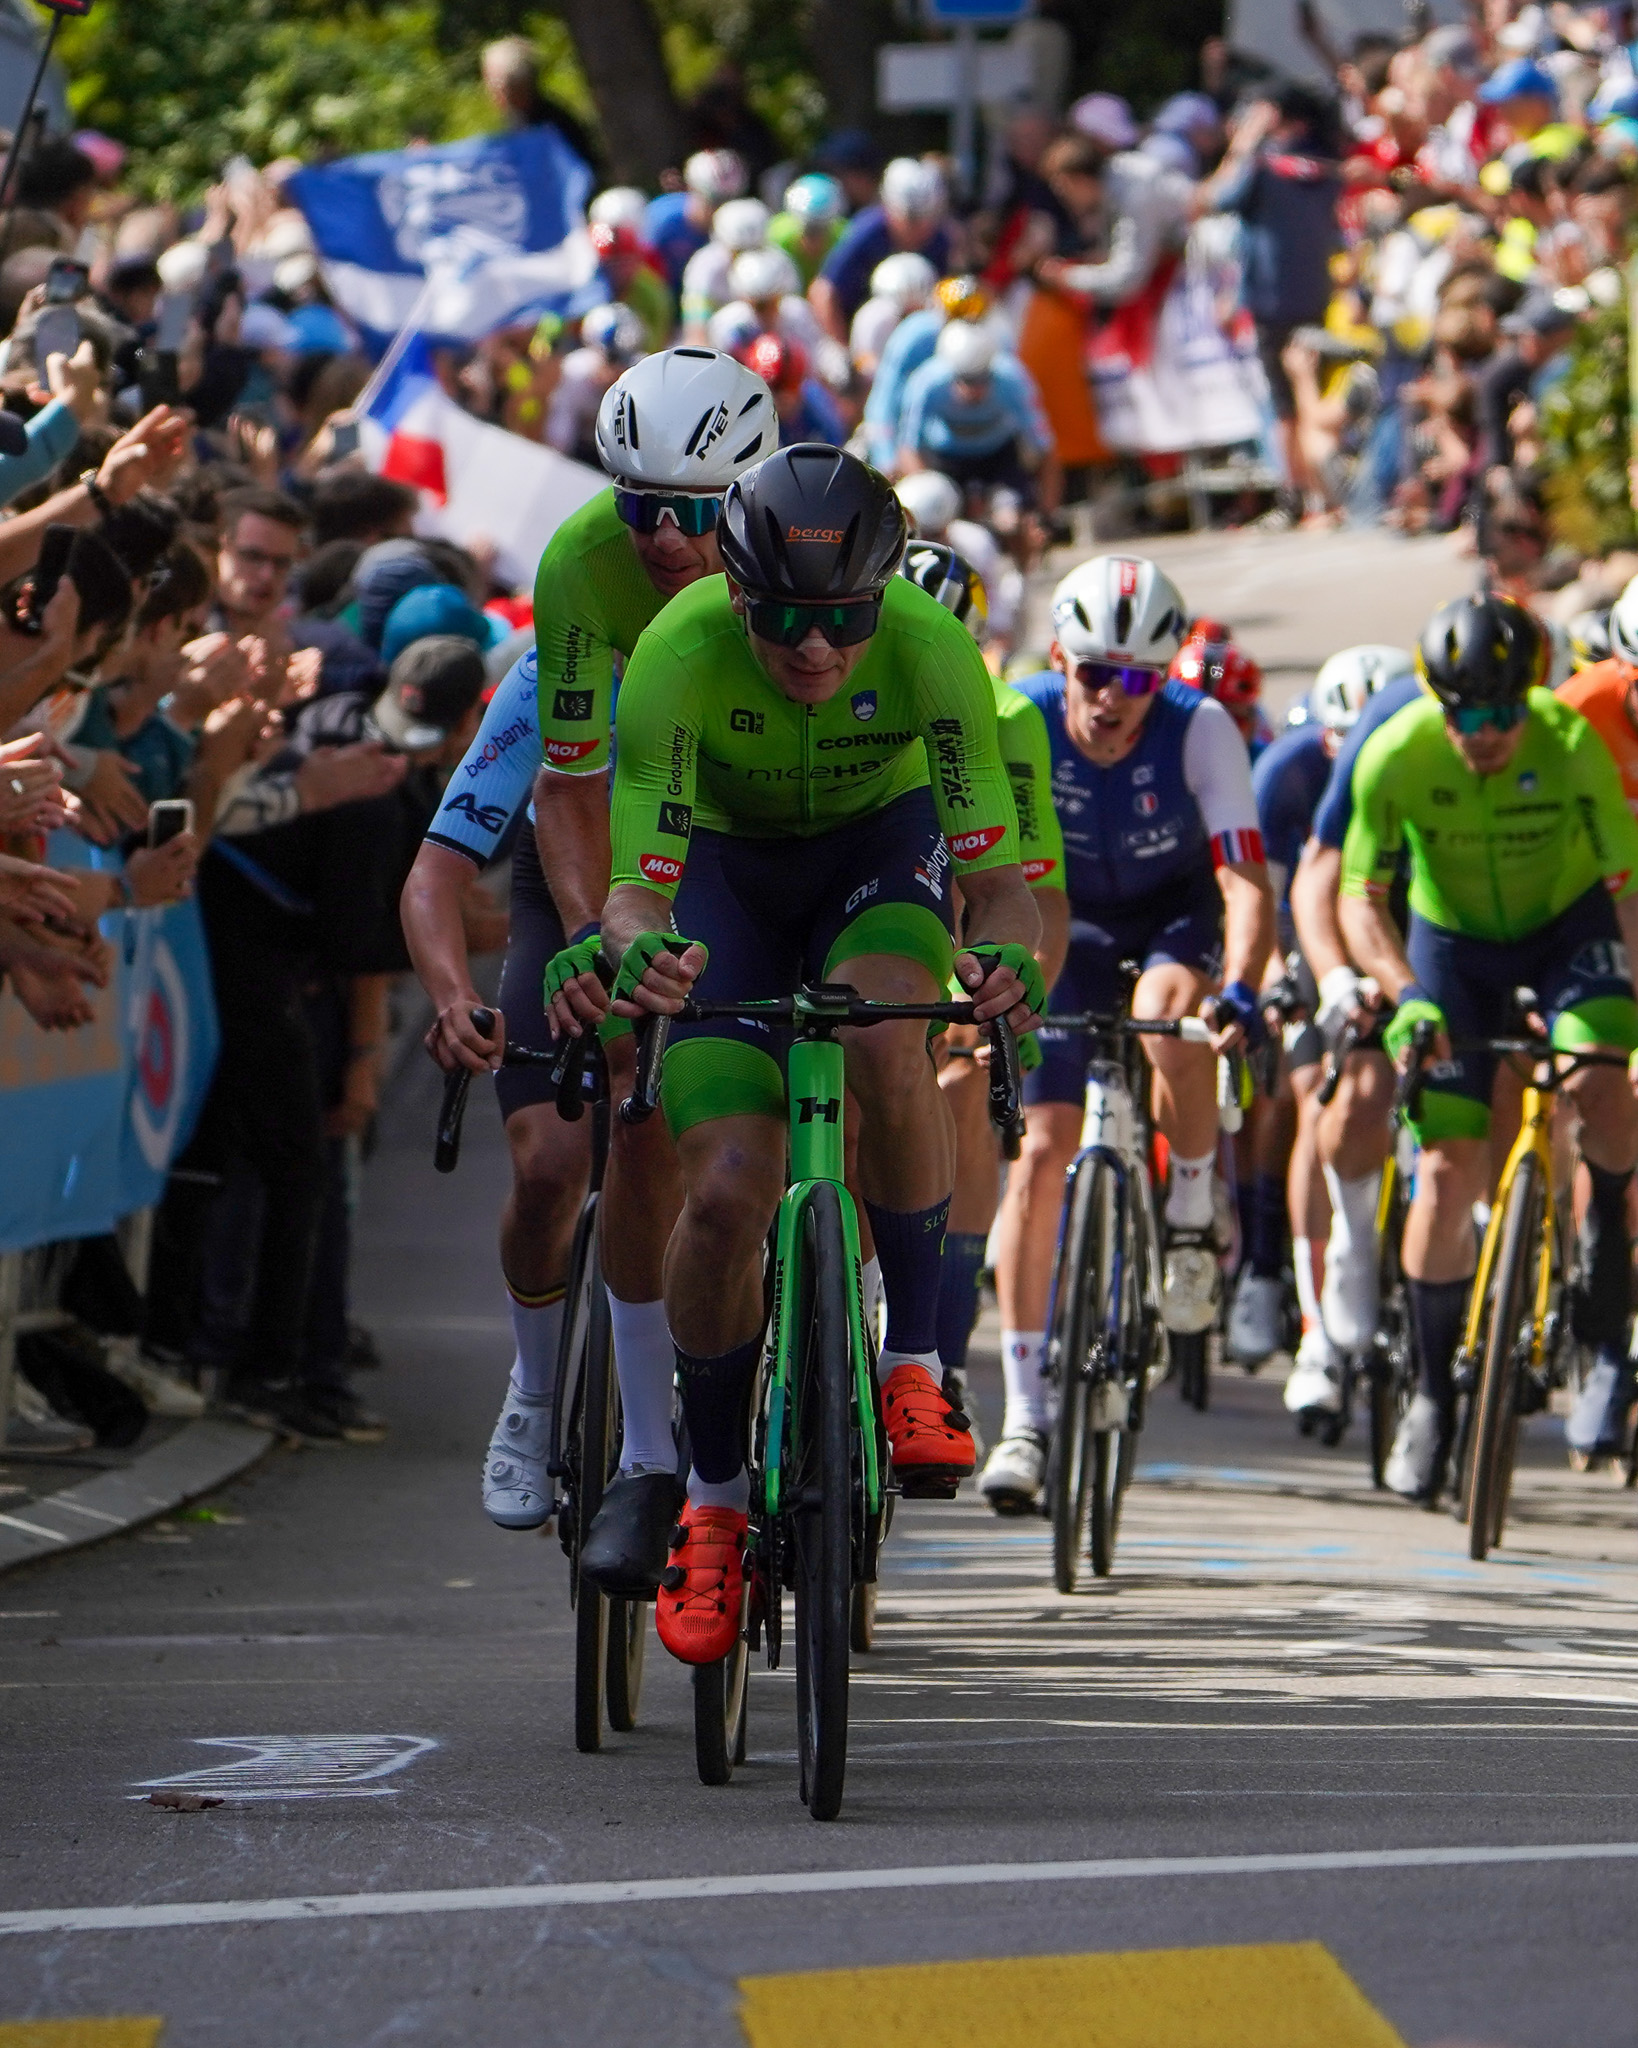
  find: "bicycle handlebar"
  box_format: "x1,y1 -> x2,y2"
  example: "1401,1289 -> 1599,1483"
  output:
1317,1019 -> 1362,1107
433,1007 -> 555,1172
1041,1010 -> 1216,1042
621,990 -> 1026,1141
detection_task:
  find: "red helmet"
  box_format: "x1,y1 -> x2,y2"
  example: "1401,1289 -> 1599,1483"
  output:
1169,619 -> 1262,710
590,220 -> 641,261
739,331 -> 807,392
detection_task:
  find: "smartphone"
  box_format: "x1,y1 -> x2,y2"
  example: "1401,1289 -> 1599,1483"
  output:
329,416 -> 361,460
24,524 -> 78,632
137,348 -> 181,409
154,290 -> 194,353
147,798 -> 195,849
45,258 -> 89,305
32,304 -> 80,368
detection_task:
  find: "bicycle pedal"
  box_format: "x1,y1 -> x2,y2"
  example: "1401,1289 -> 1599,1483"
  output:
895,1470 -> 963,1500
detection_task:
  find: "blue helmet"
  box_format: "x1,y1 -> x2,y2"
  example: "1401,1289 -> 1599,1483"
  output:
784,173 -> 844,225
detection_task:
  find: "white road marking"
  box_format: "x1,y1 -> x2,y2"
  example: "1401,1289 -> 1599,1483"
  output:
0,1513 -> 69,1542
133,1734 -> 436,1802
4,1840 -> 1638,1939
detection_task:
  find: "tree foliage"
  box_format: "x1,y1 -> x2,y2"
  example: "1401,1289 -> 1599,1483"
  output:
1540,291 -> 1638,557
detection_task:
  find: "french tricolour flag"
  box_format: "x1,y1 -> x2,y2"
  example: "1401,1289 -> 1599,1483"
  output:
360,334 -> 605,588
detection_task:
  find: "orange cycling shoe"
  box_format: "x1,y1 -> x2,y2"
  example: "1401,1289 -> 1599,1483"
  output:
656,1502 -> 748,1664
880,1362 -> 975,1499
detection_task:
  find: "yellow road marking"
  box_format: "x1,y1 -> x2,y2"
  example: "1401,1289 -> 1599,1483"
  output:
0,2024 -> 162,2047
739,1941 -> 1406,2048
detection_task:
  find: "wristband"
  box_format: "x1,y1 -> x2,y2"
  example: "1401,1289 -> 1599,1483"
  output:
1216,976 -> 1267,1048
568,921 -> 601,946
79,469 -> 113,520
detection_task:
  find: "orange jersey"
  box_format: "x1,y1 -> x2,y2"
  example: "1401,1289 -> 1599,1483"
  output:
1557,659 -> 1638,818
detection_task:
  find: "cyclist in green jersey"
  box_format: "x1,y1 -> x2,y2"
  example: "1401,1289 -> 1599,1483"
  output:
1339,593 -> 1638,1495
403,348 -> 779,1575
596,446 -> 1042,1668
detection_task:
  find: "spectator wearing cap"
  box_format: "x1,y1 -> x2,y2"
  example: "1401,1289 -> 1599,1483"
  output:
347,538 -> 451,653
1476,291 -> 1579,471
378,582 -> 501,669
1479,57 -> 1561,150
643,150 -> 746,294
811,157 -> 954,342
1204,84 -> 1345,520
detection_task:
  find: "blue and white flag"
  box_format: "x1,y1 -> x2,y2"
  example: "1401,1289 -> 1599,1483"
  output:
288,127 -> 599,350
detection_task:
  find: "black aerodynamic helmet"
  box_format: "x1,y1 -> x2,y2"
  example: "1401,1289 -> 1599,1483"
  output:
900,539 -> 988,637
718,443 -> 907,602
1416,592 -> 1547,709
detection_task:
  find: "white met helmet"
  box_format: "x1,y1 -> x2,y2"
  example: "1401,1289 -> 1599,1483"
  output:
581,301 -> 646,363
1608,572 -> 1638,665
595,346 -> 778,491
936,317 -> 999,378
589,186 -> 649,234
1310,643 -> 1414,733
1050,555 -> 1188,668
712,198 -> 769,253
685,149 -> 747,203
728,245 -> 800,304
870,250 -> 937,310
881,155 -> 947,220
894,470 -> 961,538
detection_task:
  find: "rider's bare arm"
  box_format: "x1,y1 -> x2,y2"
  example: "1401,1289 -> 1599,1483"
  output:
533,765 -> 613,937
1219,858 -> 1275,995
1337,889 -> 1414,1007
401,841 -> 503,1073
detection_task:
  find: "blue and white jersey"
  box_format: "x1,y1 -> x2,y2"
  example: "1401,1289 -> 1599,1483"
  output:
1251,718 -> 1332,911
1311,670 -> 1423,850
425,652 -> 542,864
1014,672 -> 1262,910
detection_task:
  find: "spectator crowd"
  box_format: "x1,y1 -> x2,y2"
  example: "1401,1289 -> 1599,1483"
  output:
4,5 -> 1638,1455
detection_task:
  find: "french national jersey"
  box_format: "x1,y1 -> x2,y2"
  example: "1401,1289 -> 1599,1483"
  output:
1013,672 -> 1262,908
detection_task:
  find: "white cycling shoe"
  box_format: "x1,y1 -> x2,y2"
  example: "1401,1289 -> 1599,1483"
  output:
1283,1330 -> 1344,1416
482,1387 -> 554,1530
979,1427 -> 1048,1515
1227,1270 -> 1285,1364
1162,1239 -> 1219,1335
1384,1392 -> 1442,1499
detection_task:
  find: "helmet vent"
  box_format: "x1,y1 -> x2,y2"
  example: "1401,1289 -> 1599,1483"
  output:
736,394 -> 764,418
1114,594 -> 1133,643
732,437 -> 765,462
674,347 -> 715,360
626,404 -> 640,450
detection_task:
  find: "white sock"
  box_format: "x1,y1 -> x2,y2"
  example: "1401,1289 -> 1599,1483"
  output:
999,1328 -> 1048,1432
506,1289 -> 564,1404
878,1345 -> 940,1387
1166,1149 -> 1217,1230
1322,1165 -> 1380,1255
1292,1238 -> 1323,1334
686,1466 -> 751,1512
861,1255 -> 884,1336
608,1293 -> 678,1476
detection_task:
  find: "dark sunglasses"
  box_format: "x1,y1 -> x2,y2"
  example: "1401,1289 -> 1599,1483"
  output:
1072,657 -> 1165,698
613,488 -> 722,536
1450,699 -> 1528,734
745,597 -> 883,648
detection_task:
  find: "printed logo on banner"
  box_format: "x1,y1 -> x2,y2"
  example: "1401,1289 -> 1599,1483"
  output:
129,936 -> 190,1172
378,155 -> 528,269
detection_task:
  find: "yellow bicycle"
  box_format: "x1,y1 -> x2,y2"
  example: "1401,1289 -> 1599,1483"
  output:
1401,1016 -> 1626,1561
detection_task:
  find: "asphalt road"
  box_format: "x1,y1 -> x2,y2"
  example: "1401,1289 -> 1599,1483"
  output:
4,529 -> 1635,2047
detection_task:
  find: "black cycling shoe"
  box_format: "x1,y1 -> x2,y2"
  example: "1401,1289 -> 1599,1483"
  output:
579,1470 -> 685,1597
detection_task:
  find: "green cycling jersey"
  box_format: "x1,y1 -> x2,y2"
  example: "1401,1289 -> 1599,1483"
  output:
609,572 -> 1021,899
995,678 -> 1066,893
1340,686 -> 1638,941
533,488 -> 664,777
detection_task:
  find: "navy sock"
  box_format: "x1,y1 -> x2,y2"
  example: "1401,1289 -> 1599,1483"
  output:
1248,1171 -> 1288,1280
936,1231 -> 988,1374
863,1195 -> 950,1357
673,1335 -> 762,1484
1575,1162 -> 1633,1353
1407,1277 -> 1469,1409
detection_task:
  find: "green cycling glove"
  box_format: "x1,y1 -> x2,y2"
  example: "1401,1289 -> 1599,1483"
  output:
1383,993 -> 1446,1065
542,934 -> 608,1009
1018,1028 -> 1043,1074
610,930 -> 708,1009
963,941 -> 1048,1022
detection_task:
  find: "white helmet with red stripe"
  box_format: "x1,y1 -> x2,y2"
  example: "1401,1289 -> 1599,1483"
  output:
1050,554 -> 1187,670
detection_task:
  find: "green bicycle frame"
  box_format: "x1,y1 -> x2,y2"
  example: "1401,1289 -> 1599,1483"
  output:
759,1025 -> 880,1521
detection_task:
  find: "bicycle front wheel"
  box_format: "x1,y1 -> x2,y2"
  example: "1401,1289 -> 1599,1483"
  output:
692,1611 -> 750,1786
790,1183 -> 855,1821
1048,1162 -> 1098,1594
1368,1162 -> 1410,1492
1468,1153 -> 1543,1562
605,1597 -> 646,1733
572,1232 -> 617,1753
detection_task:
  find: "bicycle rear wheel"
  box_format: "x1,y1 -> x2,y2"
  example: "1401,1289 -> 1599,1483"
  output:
849,1581 -> 876,1652
1175,1328 -> 1210,1411
1468,1154 -> 1543,1562
1089,1176 -> 1139,1578
571,1227 -> 618,1753
1048,1162 -> 1098,1594
791,1183 -> 854,1821
605,1597 -> 645,1733
1367,1164 -> 1410,1491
